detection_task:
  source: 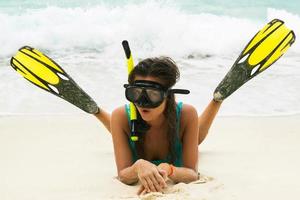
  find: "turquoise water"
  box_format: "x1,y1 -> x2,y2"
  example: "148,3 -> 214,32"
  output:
0,0 -> 299,19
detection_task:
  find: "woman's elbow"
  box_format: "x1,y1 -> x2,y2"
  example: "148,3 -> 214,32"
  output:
118,171 -> 138,185
182,169 -> 199,184
192,171 -> 199,182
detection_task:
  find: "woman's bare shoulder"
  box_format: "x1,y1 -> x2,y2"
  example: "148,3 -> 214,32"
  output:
111,105 -> 130,134
179,103 -> 198,136
181,103 -> 198,118
112,105 -> 127,116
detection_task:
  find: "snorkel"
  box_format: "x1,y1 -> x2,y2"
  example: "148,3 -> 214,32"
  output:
122,40 -> 139,142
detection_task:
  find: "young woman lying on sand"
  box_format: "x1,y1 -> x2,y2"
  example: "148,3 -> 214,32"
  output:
94,57 -> 221,195
10,19 -> 292,196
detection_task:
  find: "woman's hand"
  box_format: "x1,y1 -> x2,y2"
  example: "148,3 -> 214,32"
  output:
137,163 -> 171,195
157,163 -> 172,178
135,159 -> 167,193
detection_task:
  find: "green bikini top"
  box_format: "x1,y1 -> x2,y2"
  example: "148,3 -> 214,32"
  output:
125,102 -> 183,167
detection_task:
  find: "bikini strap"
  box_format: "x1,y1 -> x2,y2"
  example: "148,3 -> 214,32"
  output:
176,102 -> 183,135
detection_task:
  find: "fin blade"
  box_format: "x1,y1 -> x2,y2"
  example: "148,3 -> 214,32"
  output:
260,31 -> 295,71
248,22 -> 295,69
10,46 -> 99,114
213,19 -> 296,101
13,48 -> 60,85
242,19 -> 283,57
20,46 -> 65,74
11,57 -> 51,91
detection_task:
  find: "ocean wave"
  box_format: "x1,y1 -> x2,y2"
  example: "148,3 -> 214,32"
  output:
0,3 -> 299,60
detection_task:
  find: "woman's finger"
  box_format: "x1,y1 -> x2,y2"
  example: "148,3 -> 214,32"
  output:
145,176 -> 157,192
137,185 -> 145,195
158,169 -> 168,181
140,188 -> 148,196
155,170 -> 167,188
139,177 -> 150,192
150,174 -> 163,192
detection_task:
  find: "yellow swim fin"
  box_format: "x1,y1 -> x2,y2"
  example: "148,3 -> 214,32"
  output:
10,46 -> 99,113
214,19 -> 296,101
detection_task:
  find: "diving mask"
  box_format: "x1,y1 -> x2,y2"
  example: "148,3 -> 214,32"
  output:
124,80 -> 190,108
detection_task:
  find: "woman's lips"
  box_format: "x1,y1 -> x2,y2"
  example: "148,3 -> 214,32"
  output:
141,109 -> 150,114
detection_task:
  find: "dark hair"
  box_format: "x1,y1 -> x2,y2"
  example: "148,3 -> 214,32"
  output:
128,57 -> 180,164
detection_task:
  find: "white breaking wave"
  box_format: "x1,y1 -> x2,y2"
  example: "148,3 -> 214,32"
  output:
1,3 -> 299,58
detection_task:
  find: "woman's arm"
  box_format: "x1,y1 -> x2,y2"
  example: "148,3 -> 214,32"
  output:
117,160 -> 139,184
158,163 -> 198,183
167,104 -> 199,183
111,106 -> 136,183
161,101 -> 222,183
198,99 -> 222,145
94,107 -> 111,133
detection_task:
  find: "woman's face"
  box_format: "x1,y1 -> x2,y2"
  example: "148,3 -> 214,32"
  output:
133,75 -> 167,122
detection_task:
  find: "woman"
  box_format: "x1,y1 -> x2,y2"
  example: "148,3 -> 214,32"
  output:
94,57 -> 221,194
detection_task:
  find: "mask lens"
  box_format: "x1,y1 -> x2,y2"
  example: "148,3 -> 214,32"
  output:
126,87 -> 143,102
146,88 -> 163,103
